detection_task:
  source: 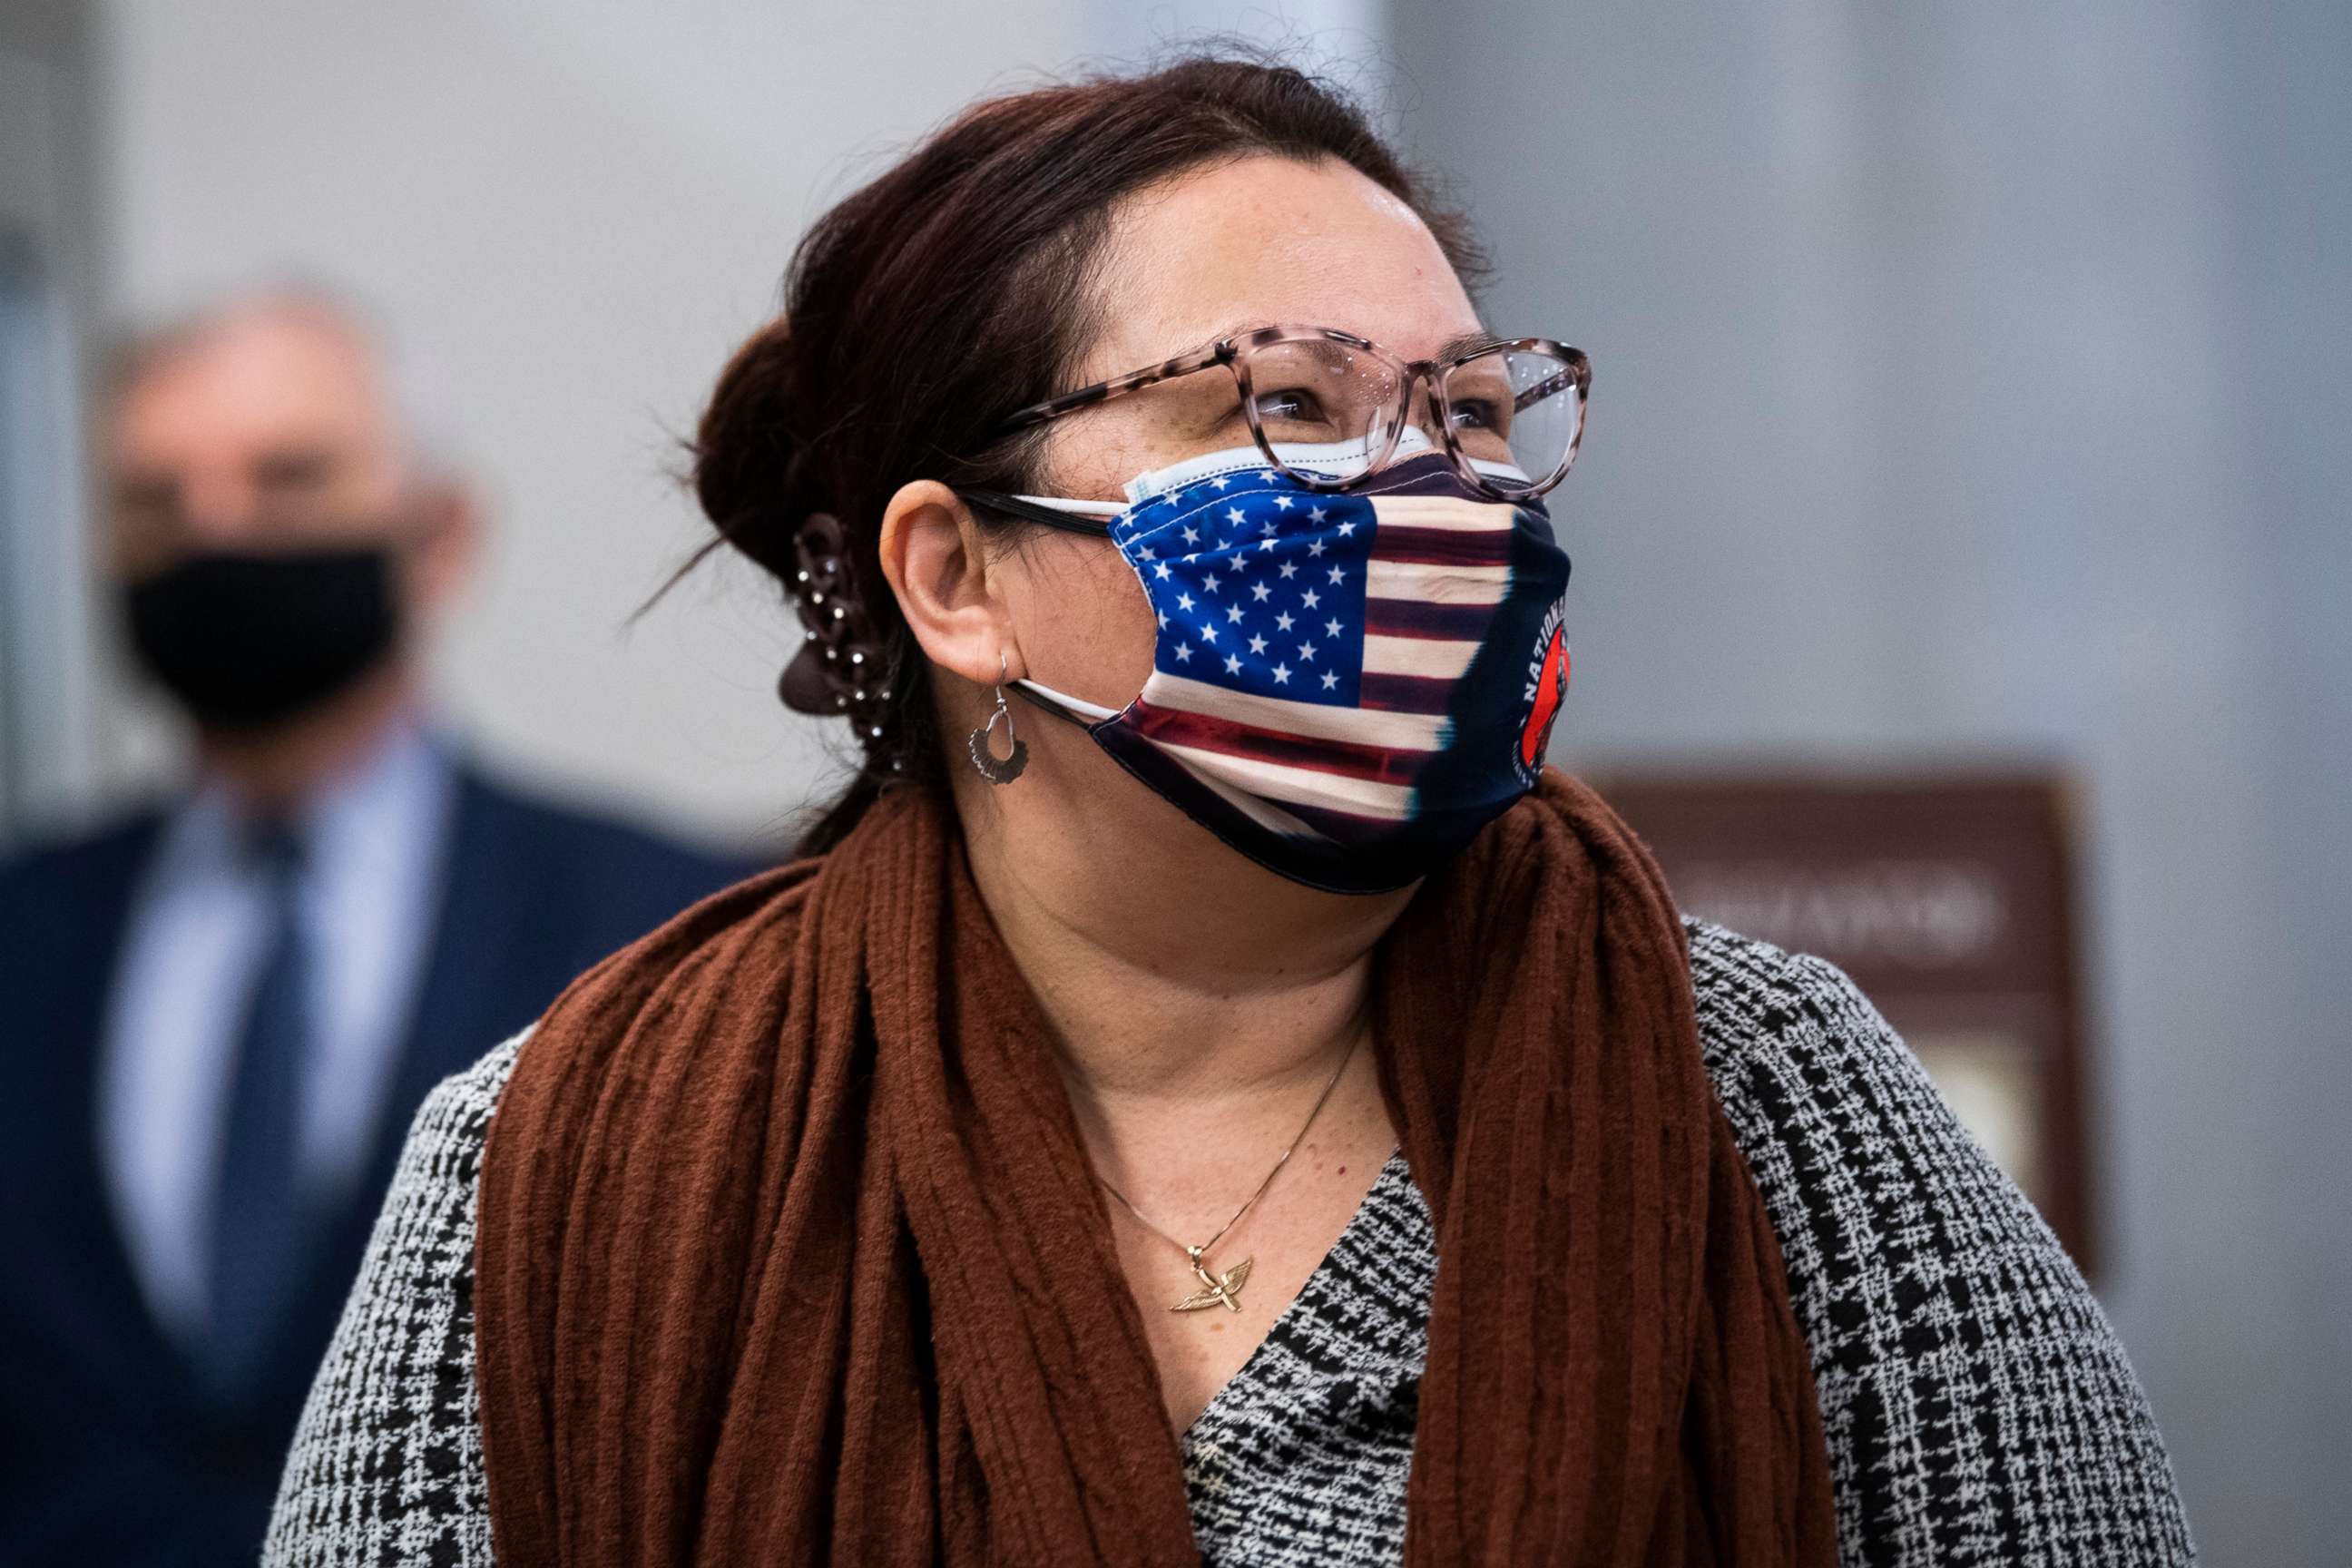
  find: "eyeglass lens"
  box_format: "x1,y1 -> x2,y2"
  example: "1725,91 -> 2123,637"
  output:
1239,338 -> 1583,494
1438,348 -> 1585,492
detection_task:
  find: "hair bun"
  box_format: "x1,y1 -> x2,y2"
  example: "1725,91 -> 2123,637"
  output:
691,315 -> 801,569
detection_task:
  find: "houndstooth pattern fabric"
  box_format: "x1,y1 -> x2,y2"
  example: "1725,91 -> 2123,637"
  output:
264,919 -> 2193,1566
263,1033 -> 519,1568
1182,1146 -> 1432,1563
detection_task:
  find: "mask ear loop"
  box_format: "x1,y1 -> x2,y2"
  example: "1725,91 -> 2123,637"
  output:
1011,676 -> 1118,728
956,488 -> 1131,732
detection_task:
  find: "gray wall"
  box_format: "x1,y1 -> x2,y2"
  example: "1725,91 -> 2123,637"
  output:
1388,1 -> 2348,1560
0,0 -> 105,830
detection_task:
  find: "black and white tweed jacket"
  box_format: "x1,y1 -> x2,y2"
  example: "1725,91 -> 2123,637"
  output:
263,917 -> 2194,1566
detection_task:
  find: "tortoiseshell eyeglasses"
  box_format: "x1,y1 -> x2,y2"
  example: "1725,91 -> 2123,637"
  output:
986,324 -> 1591,500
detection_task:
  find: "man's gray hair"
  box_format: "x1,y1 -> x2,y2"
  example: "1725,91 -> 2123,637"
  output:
108,279 -> 464,486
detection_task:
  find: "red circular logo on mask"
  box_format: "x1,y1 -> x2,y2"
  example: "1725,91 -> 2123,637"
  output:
1520,623 -> 1570,772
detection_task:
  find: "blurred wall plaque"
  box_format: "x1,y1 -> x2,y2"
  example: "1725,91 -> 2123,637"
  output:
1588,769 -> 2097,1276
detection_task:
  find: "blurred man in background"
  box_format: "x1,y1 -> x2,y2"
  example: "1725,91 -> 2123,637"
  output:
0,288 -> 759,1564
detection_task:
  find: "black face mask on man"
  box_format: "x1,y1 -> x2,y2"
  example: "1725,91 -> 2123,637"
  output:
123,546 -> 402,733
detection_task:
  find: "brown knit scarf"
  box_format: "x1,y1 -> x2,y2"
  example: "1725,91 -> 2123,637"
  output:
474,769 -> 1838,1564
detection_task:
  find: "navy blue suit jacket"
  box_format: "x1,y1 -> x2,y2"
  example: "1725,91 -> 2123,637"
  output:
0,760 -> 761,1565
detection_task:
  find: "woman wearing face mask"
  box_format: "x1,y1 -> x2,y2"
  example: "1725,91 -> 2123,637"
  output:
268,57 -> 2191,1568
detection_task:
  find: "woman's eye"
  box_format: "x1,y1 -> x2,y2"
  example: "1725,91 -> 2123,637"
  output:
1449,398 -> 1507,434
1251,387 -> 1329,423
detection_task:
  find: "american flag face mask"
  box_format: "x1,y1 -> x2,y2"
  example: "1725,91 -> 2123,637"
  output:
990,439 -> 1573,895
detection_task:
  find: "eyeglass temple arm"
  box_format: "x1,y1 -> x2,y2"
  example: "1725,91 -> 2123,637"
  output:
958,489 -> 1115,537
985,343 -> 1234,438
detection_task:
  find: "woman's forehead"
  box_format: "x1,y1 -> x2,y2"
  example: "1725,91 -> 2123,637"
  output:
1079,154 -> 1483,381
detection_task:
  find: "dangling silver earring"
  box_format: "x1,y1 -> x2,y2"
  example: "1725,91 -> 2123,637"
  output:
967,652 -> 1028,784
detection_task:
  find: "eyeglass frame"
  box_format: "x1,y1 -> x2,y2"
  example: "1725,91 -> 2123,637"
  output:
983,324 -> 1592,501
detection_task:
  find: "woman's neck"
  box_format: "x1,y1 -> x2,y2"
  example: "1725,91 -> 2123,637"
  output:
955,765 -> 1415,1115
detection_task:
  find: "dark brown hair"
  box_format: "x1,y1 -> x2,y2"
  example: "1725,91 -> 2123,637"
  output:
690,54 -> 1483,853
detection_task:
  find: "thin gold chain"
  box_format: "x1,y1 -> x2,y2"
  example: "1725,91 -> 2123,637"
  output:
1093,1026 -> 1365,1263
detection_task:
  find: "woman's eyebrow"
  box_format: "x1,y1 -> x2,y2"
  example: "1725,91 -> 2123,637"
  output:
1432,329 -> 1501,364
1185,322 -> 1500,362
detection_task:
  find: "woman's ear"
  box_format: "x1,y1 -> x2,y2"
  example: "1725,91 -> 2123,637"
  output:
877,480 -> 1023,685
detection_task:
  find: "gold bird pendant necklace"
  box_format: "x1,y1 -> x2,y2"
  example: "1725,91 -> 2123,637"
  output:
1093,1028 -> 1364,1314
